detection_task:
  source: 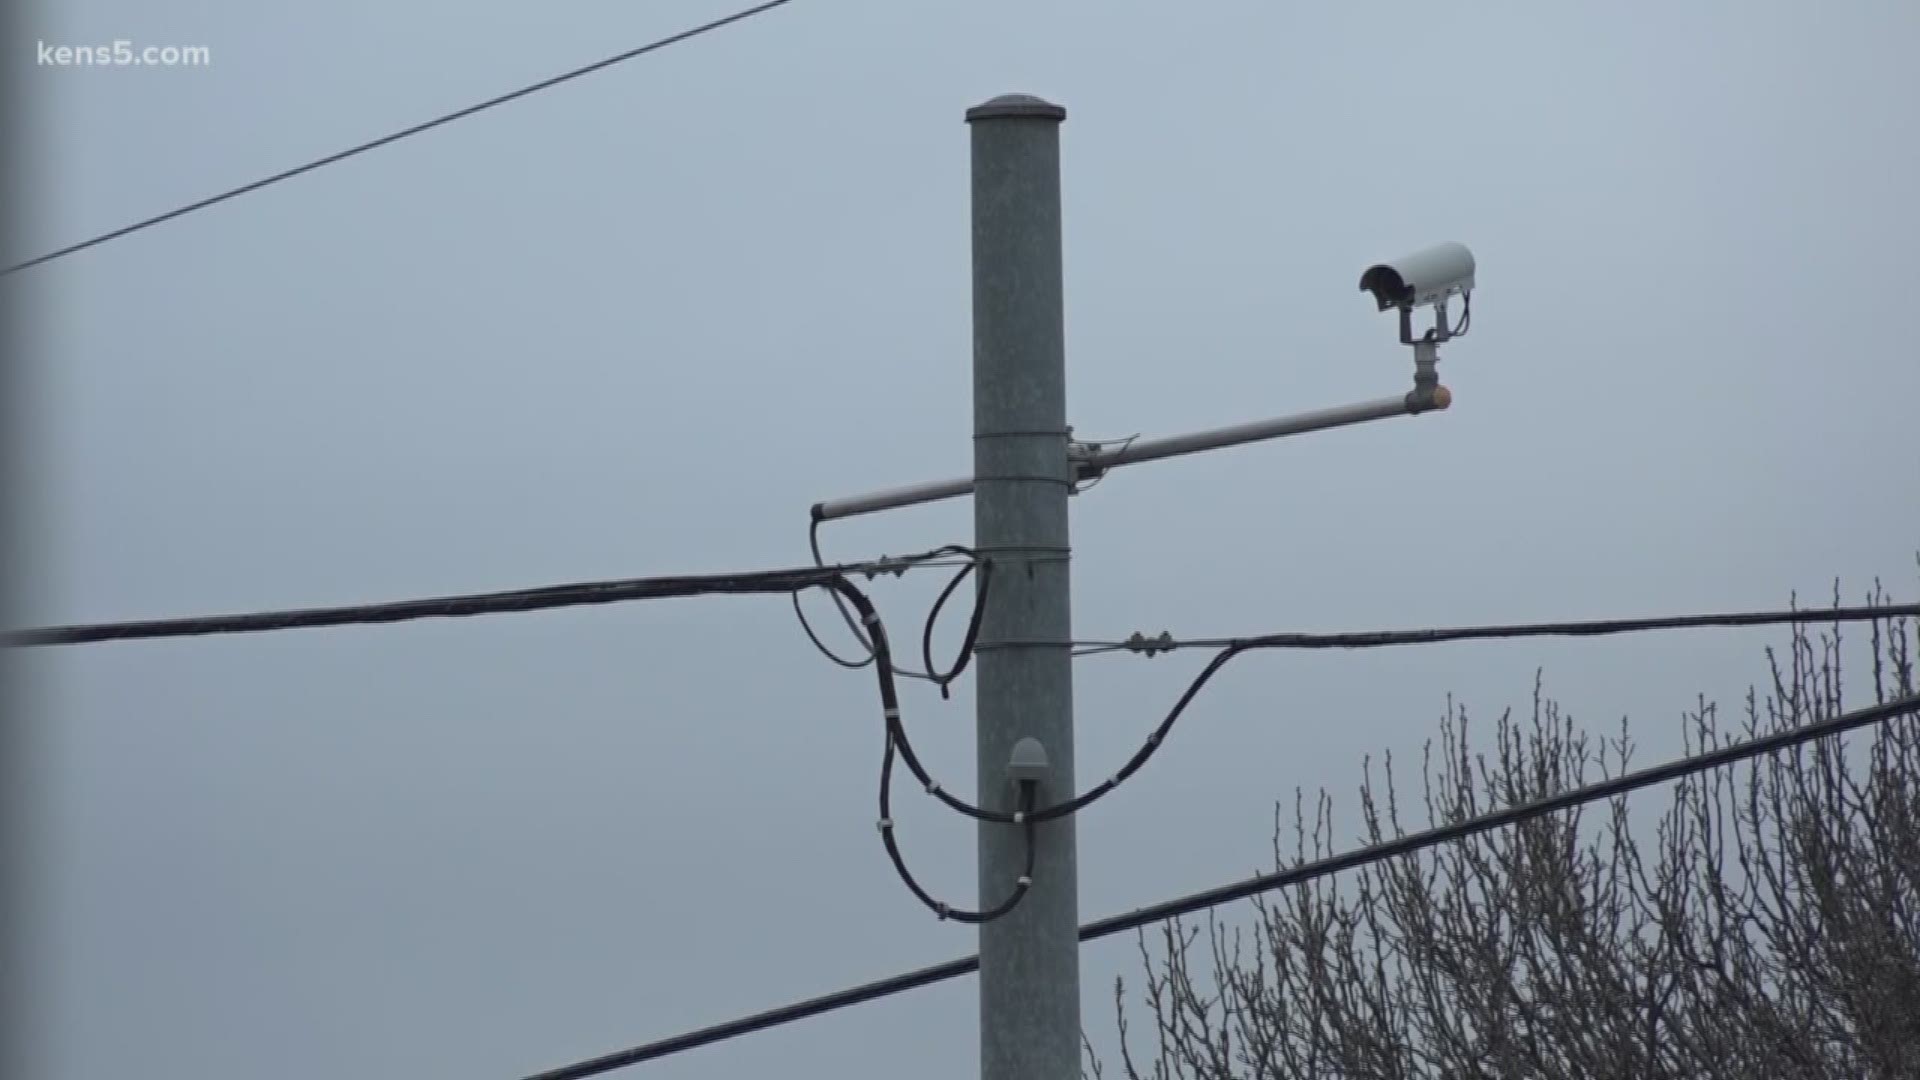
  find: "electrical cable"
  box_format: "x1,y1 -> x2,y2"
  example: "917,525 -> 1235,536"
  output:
10,547 -> 1019,923
828,571 -> 1026,924
879,755 -> 1036,924
880,600 -> 1920,829
1,0 -> 797,278
1068,602 -> 1920,657
792,516 -> 893,669
790,589 -> 879,670
825,582 -> 1034,925
810,517 -> 878,652
790,518 -> 984,690
2,551 -> 964,648
919,558 -> 989,699
1449,292 -> 1471,336
514,689 -> 1920,1079
883,638 -> 1231,827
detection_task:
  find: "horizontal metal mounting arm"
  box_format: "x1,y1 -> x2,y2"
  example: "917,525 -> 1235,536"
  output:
1081,393 -> 1414,473
810,387 -> 1449,523
811,476 -> 977,523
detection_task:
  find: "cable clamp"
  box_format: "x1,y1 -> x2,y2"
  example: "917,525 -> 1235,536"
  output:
1016,875 -> 1033,887
861,556 -> 911,581
1012,810 -> 1026,824
884,707 -> 901,721
1124,630 -> 1175,657
862,610 -> 883,627
1066,440 -> 1107,494
935,902 -> 950,921
876,818 -> 893,833
1146,731 -> 1162,747
925,780 -> 942,796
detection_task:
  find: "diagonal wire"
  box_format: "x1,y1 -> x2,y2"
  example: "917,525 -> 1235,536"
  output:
514,690 -> 1920,1079
2,0 -> 796,277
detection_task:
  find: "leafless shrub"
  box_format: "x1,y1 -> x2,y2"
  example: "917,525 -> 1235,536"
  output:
1090,579 -> 1919,1080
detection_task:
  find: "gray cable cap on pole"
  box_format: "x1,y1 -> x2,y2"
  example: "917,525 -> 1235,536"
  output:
965,93 -> 1067,123
1006,737 -> 1051,784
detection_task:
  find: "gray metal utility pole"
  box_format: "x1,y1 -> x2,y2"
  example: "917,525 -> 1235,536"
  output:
967,93 -> 1080,1080
810,92 -> 1467,1080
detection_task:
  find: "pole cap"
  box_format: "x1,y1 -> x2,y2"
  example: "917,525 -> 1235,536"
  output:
966,93 -> 1067,123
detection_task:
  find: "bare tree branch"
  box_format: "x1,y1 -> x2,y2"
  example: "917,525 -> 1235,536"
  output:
1110,573 -> 1920,1080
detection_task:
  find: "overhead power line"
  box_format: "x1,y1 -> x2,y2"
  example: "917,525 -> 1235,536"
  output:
875,601 -> 1920,835
1,0 -> 796,277
3,550 -> 966,647
1071,602 -> 1920,657
5,541 -> 1018,925
517,689 -> 1920,1080
874,597 -> 1920,922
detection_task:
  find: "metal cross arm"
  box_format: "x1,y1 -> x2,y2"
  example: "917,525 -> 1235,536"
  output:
809,381 -> 1452,524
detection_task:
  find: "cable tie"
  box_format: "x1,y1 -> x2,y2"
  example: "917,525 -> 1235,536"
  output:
1016,875 -> 1033,887
1147,731 -> 1162,747
1012,810 -> 1026,824
925,781 -> 942,795
935,902 -> 950,921
972,429 -> 1071,439
862,611 -> 882,627
876,818 -> 893,832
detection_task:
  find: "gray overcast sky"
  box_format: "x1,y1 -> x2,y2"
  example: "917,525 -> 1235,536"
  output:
15,1 -> 1920,1077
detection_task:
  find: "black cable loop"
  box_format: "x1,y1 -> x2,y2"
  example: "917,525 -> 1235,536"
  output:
791,518 -> 981,684
879,735 -> 1036,924
789,589 -> 876,670
810,517 -> 880,656
787,540 -> 1241,830
818,576 -> 1033,924
921,558 -> 991,699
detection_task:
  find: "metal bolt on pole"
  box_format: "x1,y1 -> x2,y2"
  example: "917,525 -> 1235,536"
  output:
966,92 -> 1080,1080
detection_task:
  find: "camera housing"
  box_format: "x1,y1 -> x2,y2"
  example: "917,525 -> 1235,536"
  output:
1356,242 -> 1473,411
1358,242 -> 1476,313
